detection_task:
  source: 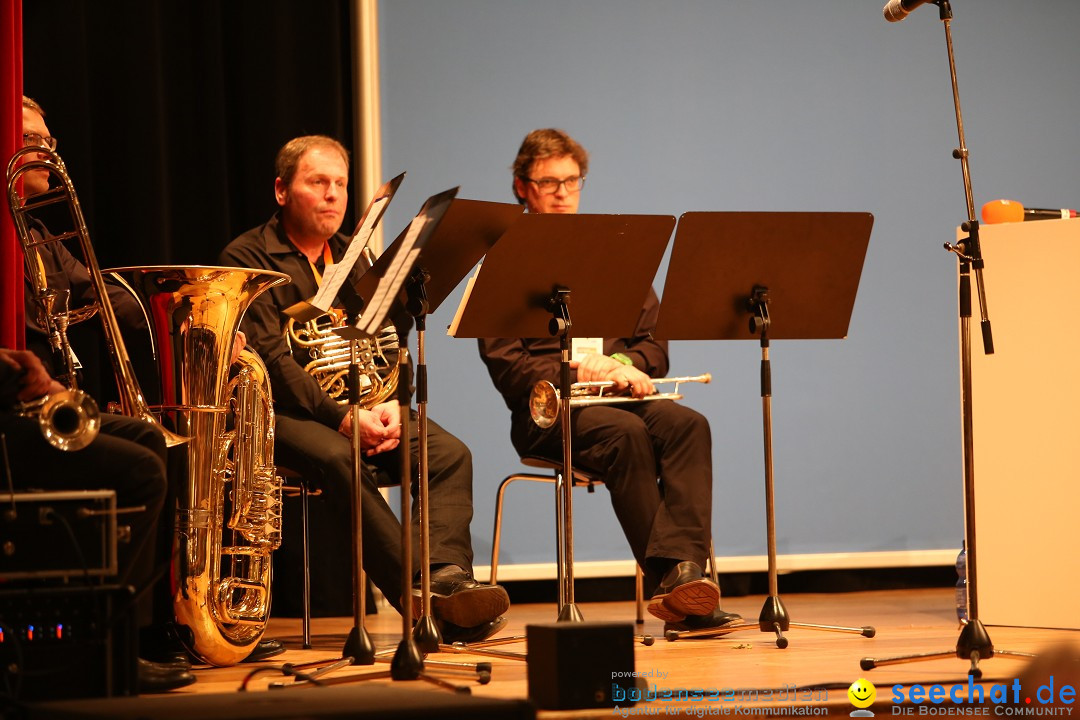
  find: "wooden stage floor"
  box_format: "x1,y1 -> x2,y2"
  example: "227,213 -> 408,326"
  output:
37,587 -> 1080,718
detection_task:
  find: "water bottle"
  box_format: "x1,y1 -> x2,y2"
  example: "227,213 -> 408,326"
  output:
955,541 -> 968,624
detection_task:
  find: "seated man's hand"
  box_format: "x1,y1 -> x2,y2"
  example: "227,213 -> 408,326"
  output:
0,348 -> 65,402
337,403 -> 401,456
230,331 -> 247,365
365,401 -> 401,456
571,353 -> 654,398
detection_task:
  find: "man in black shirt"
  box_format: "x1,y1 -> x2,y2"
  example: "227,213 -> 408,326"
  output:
479,128 -> 741,632
220,135 -> 508,641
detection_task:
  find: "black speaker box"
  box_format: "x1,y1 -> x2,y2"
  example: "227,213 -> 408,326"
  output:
0,584 -> 137,701
526,621 -> 635,710
22,684 -> 535,719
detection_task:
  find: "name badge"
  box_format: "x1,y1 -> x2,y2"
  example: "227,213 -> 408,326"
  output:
571,337 -> 603,363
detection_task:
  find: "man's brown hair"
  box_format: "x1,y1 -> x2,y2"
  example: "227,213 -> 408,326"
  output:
275,135 -> 350,187
510,128 -> 589,204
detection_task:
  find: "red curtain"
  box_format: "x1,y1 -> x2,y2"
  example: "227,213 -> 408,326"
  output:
1,0 -> 23,350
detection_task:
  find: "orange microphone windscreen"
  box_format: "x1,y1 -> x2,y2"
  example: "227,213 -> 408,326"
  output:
981,199 -> 1025,224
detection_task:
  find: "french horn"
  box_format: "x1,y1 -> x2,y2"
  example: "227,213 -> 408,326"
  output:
283,246 -> 399,408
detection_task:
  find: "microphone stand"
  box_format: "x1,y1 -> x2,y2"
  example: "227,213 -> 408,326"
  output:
861,0 -> 1032,677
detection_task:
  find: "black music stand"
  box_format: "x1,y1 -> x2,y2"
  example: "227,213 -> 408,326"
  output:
655,211 -> 877,648
354,198 -> 524,653
451,211 -> 675,623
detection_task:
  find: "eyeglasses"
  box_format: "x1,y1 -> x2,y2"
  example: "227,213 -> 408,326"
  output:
23,132 -> 58,151
526,175 -> 585,195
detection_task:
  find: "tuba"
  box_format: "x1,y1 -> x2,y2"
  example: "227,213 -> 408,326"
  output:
110,266 -> 289,666
283,247 -> 399,407
6,146 -> 288,666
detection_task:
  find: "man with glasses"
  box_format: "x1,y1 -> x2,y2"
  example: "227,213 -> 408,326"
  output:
478,128 -> 741,633
13,96 -> 279,675
4,98 -> 199,692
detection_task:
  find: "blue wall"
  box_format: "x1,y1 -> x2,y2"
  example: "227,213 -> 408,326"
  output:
376,1 -> 1080,568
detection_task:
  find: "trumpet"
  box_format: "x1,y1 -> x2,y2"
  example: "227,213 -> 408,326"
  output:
17,389 -> 101,452
530,373 -> 712,428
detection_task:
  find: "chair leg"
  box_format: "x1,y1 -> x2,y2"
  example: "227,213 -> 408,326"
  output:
490,473 -> 556,585
300,478 -> 312,650
707,540 -> 718,586
635,565 -> 644,624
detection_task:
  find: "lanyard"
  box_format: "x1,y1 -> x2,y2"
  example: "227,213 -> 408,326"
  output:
307,243 -> 335,285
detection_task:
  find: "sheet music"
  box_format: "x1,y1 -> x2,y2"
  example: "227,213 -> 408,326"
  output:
446,262 -> 482,337
357,214 -> 430,336
310,193 -> 391,311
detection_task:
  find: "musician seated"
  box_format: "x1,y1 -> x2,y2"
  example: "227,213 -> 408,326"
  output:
17,96 -> 283,668
0,348 -> 195,693
479,128 -> 741,632
219,135 -> 509,641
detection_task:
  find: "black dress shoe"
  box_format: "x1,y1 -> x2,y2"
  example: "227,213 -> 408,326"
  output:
438,616 -> 509,644
241,637 -> 286,663
663,608 -> 744,633
139,625 -> 192,668
646,561 -> 720,622
137,658 -> 196,694
412,565 -> 510,628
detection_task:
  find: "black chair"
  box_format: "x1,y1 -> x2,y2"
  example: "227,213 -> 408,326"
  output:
278,468 -> 320,649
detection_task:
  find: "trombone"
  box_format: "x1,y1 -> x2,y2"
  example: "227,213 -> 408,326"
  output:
530,373 -> 712,428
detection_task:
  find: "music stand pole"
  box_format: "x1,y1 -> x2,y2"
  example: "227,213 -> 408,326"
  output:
405,270 -> 443,652
862,1 -> 1033,676
548,288 -> 583,623
342,333 -> 376,665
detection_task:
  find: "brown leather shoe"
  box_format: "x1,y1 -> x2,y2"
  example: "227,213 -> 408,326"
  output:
646,561 -> 720,622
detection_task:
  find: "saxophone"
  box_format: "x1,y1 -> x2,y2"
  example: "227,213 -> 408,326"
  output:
6,146 -> 288,666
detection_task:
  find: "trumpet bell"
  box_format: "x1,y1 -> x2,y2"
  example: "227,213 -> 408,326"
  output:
530,380 -> 560,429
39,389 -> 100,452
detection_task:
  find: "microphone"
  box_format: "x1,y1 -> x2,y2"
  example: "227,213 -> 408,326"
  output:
883,0 -> 932,22
981,199 -> 1079,224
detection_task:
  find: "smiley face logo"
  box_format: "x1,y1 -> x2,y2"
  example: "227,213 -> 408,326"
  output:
848,678 -> 876,709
